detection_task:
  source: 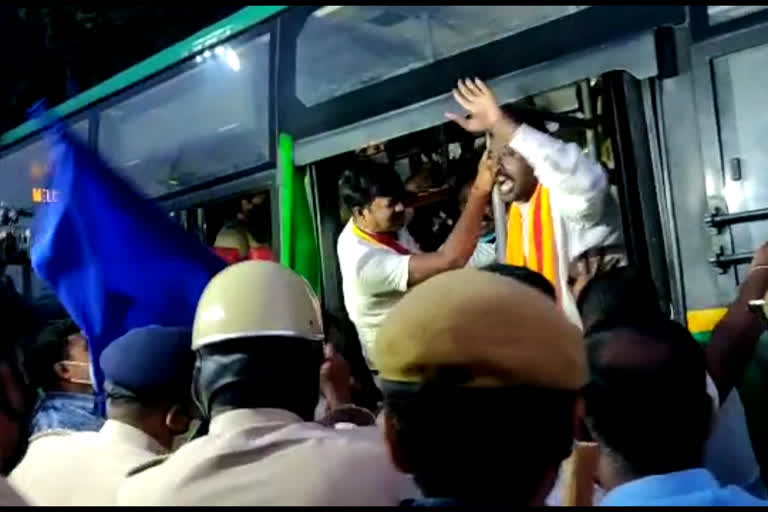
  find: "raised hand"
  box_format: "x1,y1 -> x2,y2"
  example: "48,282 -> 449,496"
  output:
445,78 -> 504,133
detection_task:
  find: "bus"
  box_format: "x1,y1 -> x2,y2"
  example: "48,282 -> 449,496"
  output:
2,3 -> 768,462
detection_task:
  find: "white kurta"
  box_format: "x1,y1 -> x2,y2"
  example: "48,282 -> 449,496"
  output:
117,408 -> 419,506
507,124 -> 623,326
8,419 -> 166,506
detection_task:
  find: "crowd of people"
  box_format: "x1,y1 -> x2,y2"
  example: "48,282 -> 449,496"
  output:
0,77 -> 765,506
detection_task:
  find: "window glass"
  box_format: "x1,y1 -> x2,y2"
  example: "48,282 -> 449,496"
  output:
99,34 -> 271,198
296,6 -> 586,106
0,120 -> 89,209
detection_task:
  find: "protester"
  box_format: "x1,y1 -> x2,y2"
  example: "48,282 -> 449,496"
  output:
583,318 -> 767,505
211,224 -> 250,265
447,77 -> 623,326
578,266 -> 765,497
117,261 -> 418,506
337,154 -> 496,368
373,268 -> 584,506
8,325 -> 194,505
23,319 -> 103,437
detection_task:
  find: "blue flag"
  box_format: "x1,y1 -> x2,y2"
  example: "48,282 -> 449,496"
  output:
30,118 -> 226,410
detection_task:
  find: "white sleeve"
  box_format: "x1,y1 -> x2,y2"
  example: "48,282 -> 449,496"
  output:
466,242 -> 497,268
509,124 -> 609,224
355,248 -> 411,295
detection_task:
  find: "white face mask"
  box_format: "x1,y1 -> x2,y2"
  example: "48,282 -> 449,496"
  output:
56,360 -> 93,386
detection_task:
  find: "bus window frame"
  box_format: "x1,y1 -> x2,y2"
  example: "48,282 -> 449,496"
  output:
90,19 -> 278,204
277,5 -> 685,141
690,5 -> 768,42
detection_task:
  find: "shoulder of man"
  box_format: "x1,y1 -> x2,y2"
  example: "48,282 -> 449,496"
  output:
125,455 -> 170,478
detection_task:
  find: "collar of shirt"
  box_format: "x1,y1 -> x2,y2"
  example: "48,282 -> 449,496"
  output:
208,408 -> 303,437
601,468 -> 720,506
100,419 -> 167,455
29,391 -> 104,437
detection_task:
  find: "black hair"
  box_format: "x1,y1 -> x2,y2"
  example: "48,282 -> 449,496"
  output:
106,390 -> 188,426
583,317 -> 712,479
194,336 -> 324,421
24,318 -> 81,390
384,382 -> 576,504
338,160 -> 405,215
577,266 -> 665,334
500,104 -> 551,134
481,264 -> 556,301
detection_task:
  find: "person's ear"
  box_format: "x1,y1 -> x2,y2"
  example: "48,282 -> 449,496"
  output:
53,361 -> 70,381
165,404 -> 192,436
383,408 -> 412,474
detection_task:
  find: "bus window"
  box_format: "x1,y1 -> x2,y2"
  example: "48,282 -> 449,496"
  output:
98,34 -> 271,199
296,6 -> 586,107
0,120 -> 89,211
310,77 -> 620,313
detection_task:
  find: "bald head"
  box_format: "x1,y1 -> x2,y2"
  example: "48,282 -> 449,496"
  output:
584,319 -> 712,481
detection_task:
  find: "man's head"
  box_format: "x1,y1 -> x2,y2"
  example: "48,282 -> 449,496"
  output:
100,326 -> 196,450
237,193 -> 271,245
491,107 -> 550,204
373,269 -> 585,505
25,319 -> 92,394
583,318 -> 712,490
457,176 -> 494,237
576,266 -> 664,334
339,161 -> 407,234
191,261 -> 324,422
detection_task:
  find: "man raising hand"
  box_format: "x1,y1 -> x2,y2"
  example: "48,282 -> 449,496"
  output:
447,78 -> 624,326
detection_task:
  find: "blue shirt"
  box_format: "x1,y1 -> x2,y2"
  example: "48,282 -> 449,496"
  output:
28,391 -> 104,437
601,468 -> 768,506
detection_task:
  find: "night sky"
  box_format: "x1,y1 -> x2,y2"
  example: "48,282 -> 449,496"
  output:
0,7 -> 243,135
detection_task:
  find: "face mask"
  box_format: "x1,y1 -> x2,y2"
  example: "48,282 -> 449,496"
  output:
56,361 -> 93,386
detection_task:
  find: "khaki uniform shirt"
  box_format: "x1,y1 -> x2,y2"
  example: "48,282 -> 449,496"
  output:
9,419 -> 166,505
117,408 -> 418,506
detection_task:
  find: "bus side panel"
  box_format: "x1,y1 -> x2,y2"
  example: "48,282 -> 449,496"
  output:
278,133 -> 322,295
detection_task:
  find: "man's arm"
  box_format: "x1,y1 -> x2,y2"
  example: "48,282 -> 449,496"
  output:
507,125 -> 608,223
355,151 -> 495,292
707,243 -> 768,402
446,77 -> 609,224
407,171 -> 493,286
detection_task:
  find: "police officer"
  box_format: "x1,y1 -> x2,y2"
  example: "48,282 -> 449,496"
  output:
118,261 -> 418,506
373,268 -> 586,506
9,325 -> 195,505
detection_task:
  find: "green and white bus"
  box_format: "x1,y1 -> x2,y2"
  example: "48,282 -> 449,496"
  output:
3,3 -> 768,463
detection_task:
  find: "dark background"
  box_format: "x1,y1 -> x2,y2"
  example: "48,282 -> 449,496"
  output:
0,6 -> 243,135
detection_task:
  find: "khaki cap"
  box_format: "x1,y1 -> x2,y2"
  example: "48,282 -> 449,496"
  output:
372,268 -> 586,390
192,261 -> 323,350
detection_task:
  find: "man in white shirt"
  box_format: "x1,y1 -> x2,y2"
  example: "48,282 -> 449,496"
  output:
337,153 -> 496,366
9,325 -> 195,505
447,78 -> 623,326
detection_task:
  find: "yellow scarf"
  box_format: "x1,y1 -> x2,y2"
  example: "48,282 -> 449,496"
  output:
505,184 -> 560,299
